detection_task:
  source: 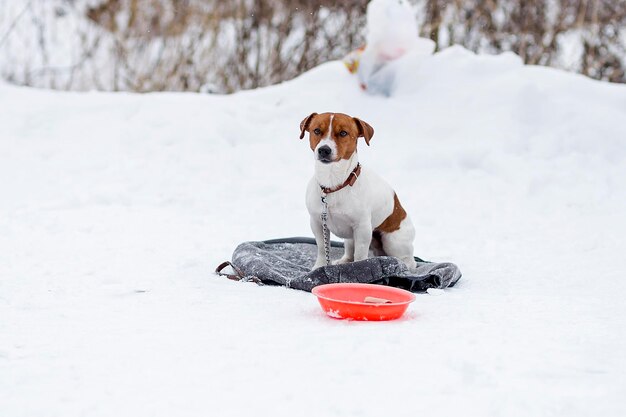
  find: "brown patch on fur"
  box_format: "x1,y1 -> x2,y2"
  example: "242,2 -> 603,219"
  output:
331,113 -> 359,160
375,193 -> 407,233
299,112 -> 375,160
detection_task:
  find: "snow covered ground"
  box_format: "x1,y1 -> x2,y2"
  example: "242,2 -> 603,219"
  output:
1,46 -> 626,416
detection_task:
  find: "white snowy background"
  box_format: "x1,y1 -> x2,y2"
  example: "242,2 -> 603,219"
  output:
1,45 -> 626,415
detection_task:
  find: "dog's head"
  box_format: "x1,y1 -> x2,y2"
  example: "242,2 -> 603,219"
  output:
299,112 -> 374,164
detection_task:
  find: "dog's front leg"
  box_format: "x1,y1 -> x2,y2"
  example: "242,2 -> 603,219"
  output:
352,221 -> 373,262
310,217 -> 328,270
332,239 -> 354,265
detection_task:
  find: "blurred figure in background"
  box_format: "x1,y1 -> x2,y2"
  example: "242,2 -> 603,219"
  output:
345,0 -> 435,96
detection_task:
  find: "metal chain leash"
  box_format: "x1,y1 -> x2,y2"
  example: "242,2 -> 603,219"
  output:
320,194 -> 331,266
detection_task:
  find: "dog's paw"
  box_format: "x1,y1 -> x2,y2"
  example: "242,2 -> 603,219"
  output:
332,257 -> 353,266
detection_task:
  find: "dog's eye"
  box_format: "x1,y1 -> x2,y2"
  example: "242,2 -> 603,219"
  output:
339,130 -> 348,137
314,128 -> 322,135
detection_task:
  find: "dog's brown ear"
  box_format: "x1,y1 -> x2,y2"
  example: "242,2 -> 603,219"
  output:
353,118 -> 374,145
299,113 -> 318,139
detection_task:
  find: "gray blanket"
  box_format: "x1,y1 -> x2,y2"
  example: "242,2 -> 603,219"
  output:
218,237 -> 461,292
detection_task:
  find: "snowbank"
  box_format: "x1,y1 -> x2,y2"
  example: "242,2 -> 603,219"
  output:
1,46 -> 625,417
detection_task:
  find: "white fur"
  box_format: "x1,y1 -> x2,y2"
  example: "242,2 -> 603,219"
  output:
306,129 -> 417,271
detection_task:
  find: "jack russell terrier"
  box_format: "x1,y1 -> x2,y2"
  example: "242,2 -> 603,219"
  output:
299,112 -> 417,271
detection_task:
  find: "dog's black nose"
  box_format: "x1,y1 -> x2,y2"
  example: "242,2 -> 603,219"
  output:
318,146 -> 332,158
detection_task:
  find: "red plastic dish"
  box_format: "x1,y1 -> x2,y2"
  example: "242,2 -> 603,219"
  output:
312,283 -> 416,321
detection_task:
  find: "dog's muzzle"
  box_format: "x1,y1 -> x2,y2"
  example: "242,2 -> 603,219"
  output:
317,145 -> 333,163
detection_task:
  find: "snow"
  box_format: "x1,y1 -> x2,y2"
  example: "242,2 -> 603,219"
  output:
1,45 -> 626,417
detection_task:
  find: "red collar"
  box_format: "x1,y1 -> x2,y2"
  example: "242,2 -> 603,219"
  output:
320,163 -> 362,194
